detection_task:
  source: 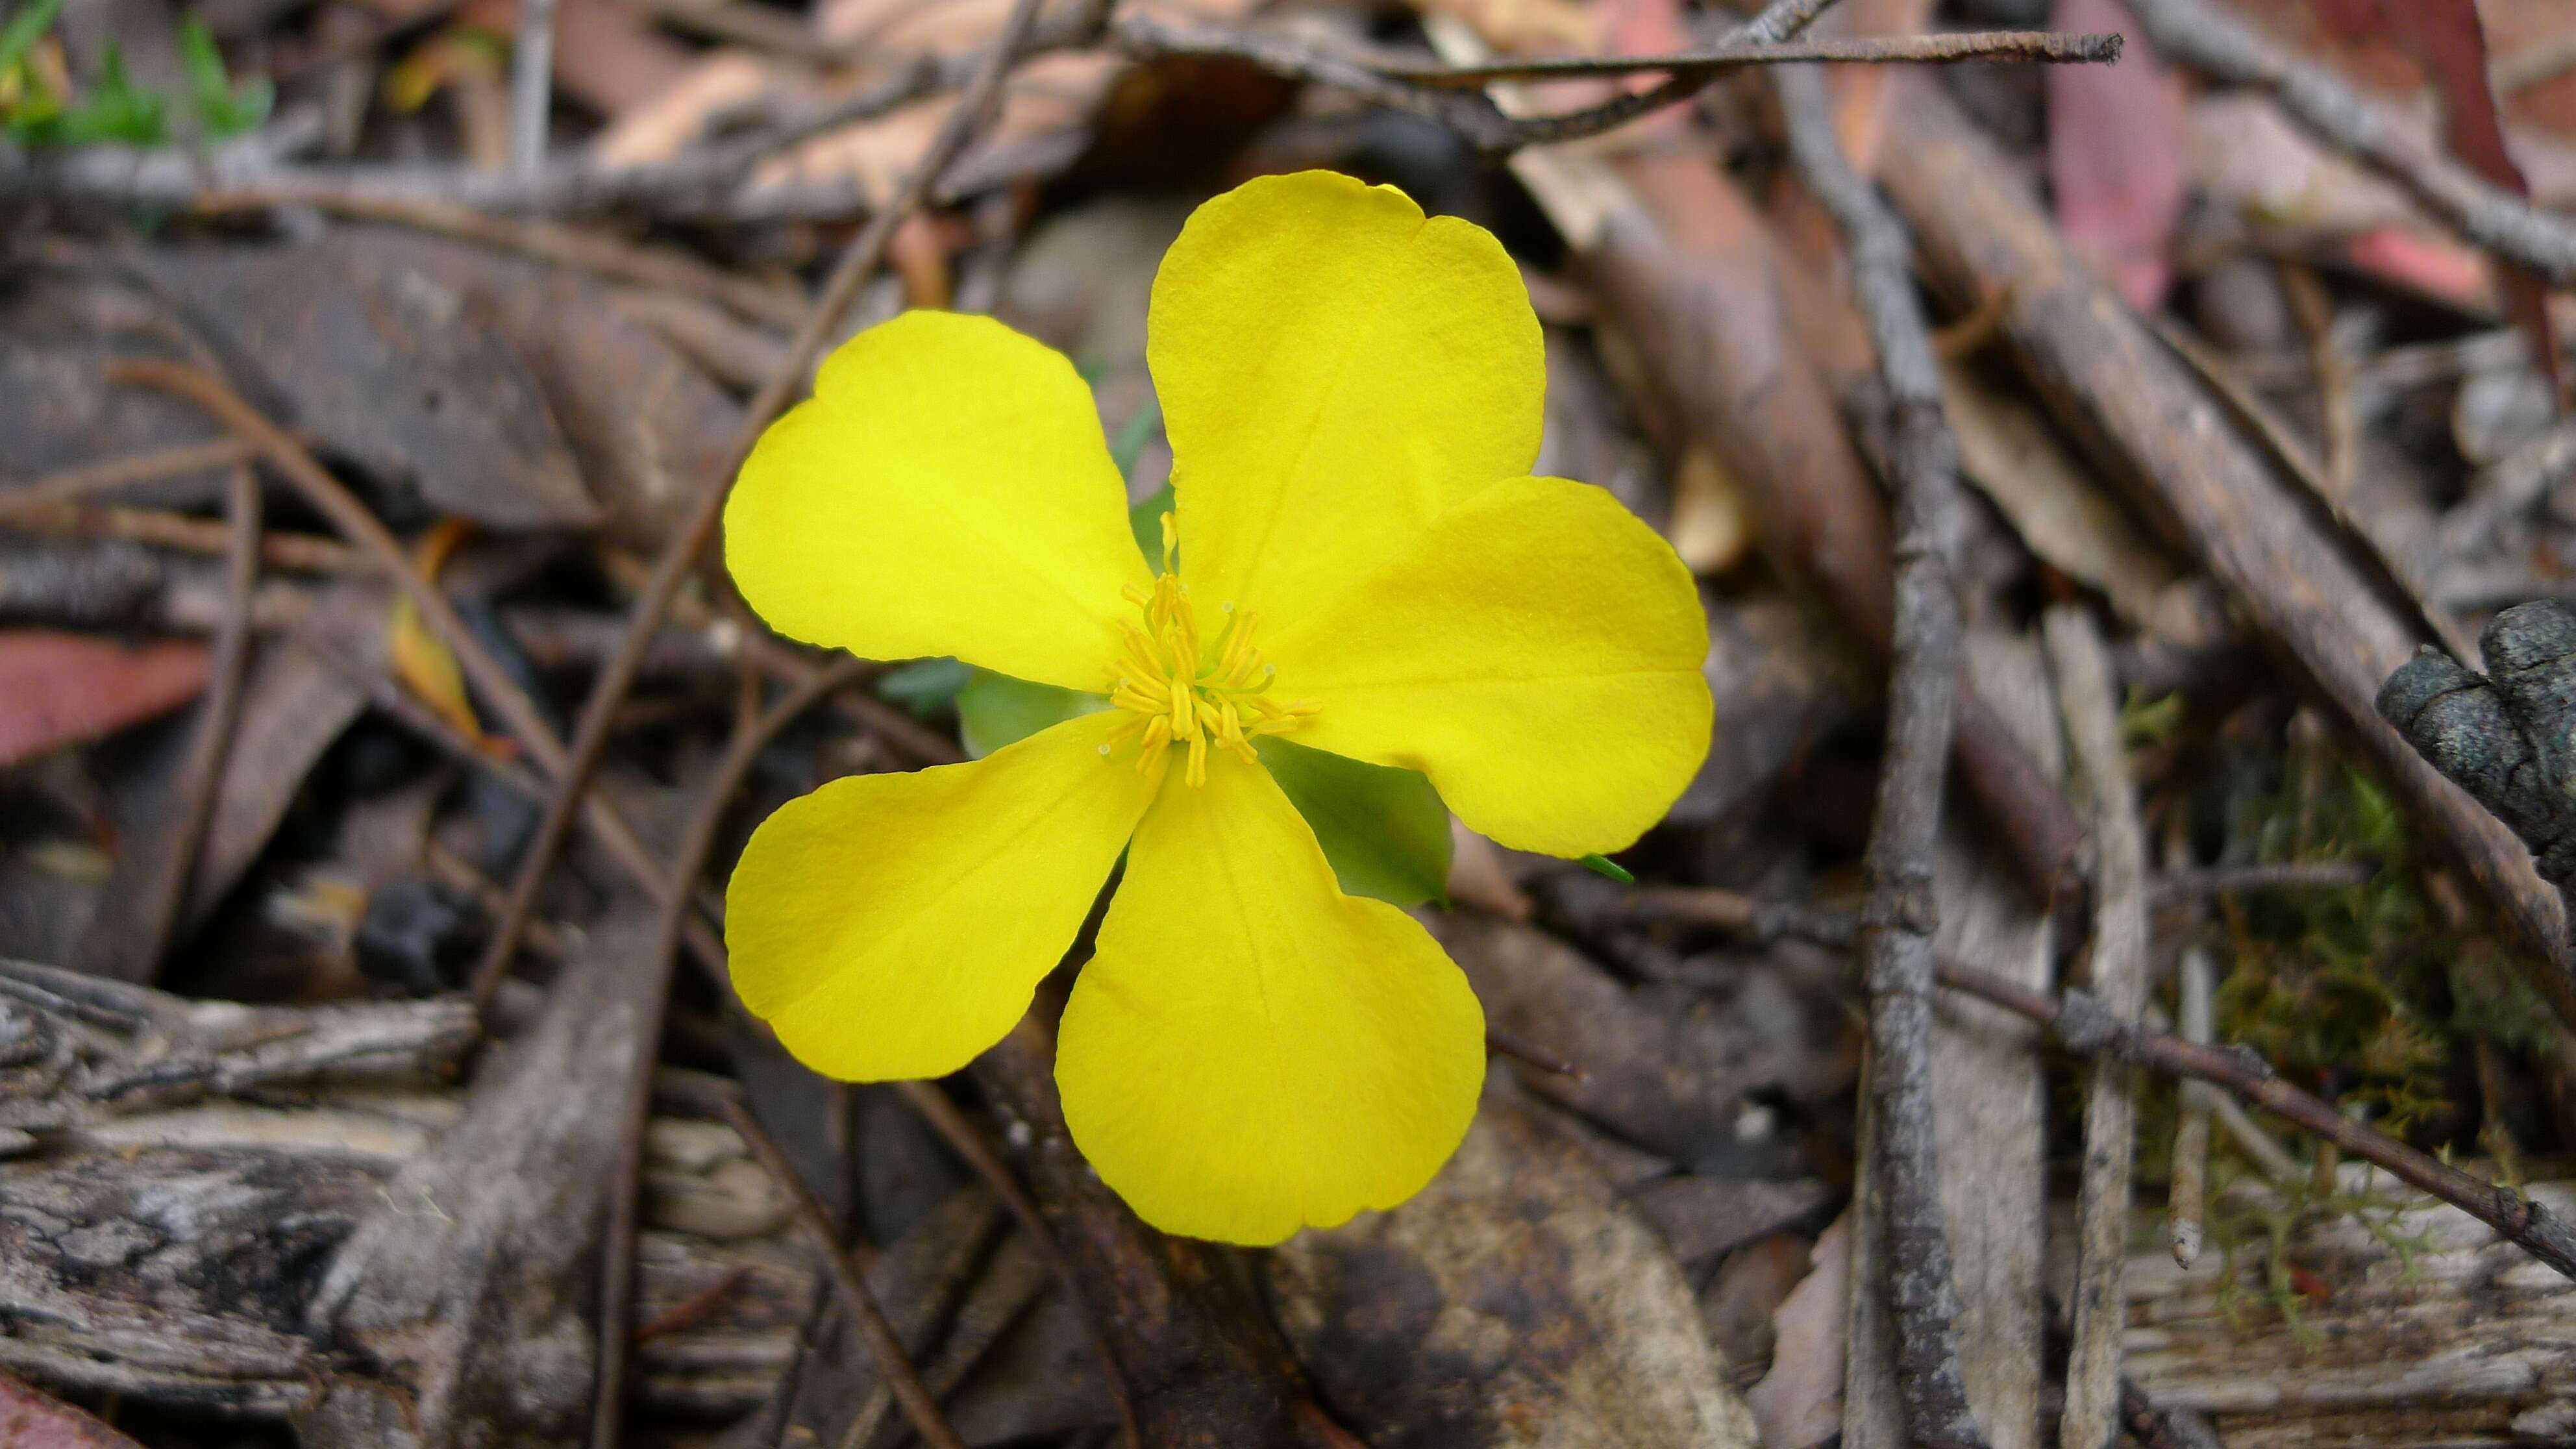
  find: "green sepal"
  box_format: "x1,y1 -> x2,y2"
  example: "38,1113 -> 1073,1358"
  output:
947,667 -> 1452,909
1579,853 -> 1635,884
1255,736 -> 1451,909
1128,481 -> 1175,571
954,670 -> 1106,760
873,656 -> 972,719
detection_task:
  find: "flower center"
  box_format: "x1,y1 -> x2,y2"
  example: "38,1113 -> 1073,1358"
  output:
1102,512 -> 1317,786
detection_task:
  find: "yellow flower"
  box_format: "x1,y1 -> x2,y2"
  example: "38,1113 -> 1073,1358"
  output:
721,170 -> 1712,1245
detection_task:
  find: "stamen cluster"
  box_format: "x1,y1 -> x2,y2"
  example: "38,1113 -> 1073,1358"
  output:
1104,512 -> 1317,785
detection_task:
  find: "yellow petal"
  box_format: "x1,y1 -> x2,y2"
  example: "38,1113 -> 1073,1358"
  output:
1150,170 -> 1542,627
724,310 -> 1149,691
1266,476 -> 1711,858
1057,751 -> 1486,1245
728,711 -> 1158,1081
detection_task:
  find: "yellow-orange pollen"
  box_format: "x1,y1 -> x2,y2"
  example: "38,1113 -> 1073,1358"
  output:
1102,512 -> 1317,786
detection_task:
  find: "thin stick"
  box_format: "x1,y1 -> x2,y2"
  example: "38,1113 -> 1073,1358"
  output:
2123,0 -> 2576,286
1777,62 -> 1987,1448
712,1087 -> 971,1449
1431,0 -> 1835,156
2150,861 -> 2376,903
102,361 -> 697,996
195,192 -> 808,330
1387,29 -> 2120,86
1733,0 -> 1844,43
105,361 -> 574,778
469,0 -> 1056,1013
2168,947 -> 2215,1268
508,0 -> 559,177
125,466 -> 261,976
0,437 -> 262,520
589,655 -> 868,1448
4,501 -> 365,573
2046,605 -> 2148,1449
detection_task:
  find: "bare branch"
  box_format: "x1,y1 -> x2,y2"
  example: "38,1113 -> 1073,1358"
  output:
1388,29 -> 2118,87
1777,60 -> 1988,1449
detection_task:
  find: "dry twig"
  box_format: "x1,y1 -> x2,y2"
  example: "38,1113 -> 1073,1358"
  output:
1390,29 -> 2116,86
1777,62 -> 1987,1449
589,656 -> 869,1448
121,467 -> 260,980
2046,606 -> 2147,1449
2167,947 -> 2216,1268
696,1085 -> 970,1449
0,437 -> 266,520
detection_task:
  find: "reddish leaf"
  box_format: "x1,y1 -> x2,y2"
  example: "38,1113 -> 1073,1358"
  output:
0,1373 -> 147,1449
2346,225 -> 2494,309
2048,0 -> 2190,310
0,632 -> 210,769
2307,0 -> 2561,403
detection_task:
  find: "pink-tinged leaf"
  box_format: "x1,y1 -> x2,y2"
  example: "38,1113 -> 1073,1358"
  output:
2393,0 -> 2561,403
2049,0 -> 2190,311
0,1374 -> 148,1449
0,632 -> 211,769
2294,0 -> 2561,402
2302,0 -> 2382,32
2346,225 -> 2495,309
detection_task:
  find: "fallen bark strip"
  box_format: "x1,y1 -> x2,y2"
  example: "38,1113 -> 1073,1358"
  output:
0,957 -> 473,1128
294,899 -> 673,1447
0,968 -> 823,1423
1874,75 -> 2576,1030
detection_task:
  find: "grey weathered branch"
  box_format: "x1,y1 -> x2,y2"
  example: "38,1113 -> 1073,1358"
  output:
1777,61 -> 1989,1449
2124,0 -> 2576,286
0,958 -> 473,1132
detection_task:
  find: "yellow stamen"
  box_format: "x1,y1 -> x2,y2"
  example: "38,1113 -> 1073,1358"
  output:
1100,513 -> 1317,784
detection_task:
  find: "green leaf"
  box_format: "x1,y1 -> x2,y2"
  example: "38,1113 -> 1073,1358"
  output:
0,0 -> 63,75
874,656 -> 972,719
1256,736 -> 1451,908
1109,397 -> 1162,480
180,18 -> 269,137
1579,852 -> 1634,884
59,42 -> 165,145
956,669 -> 1107,759
1128,481 -> 1174,571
